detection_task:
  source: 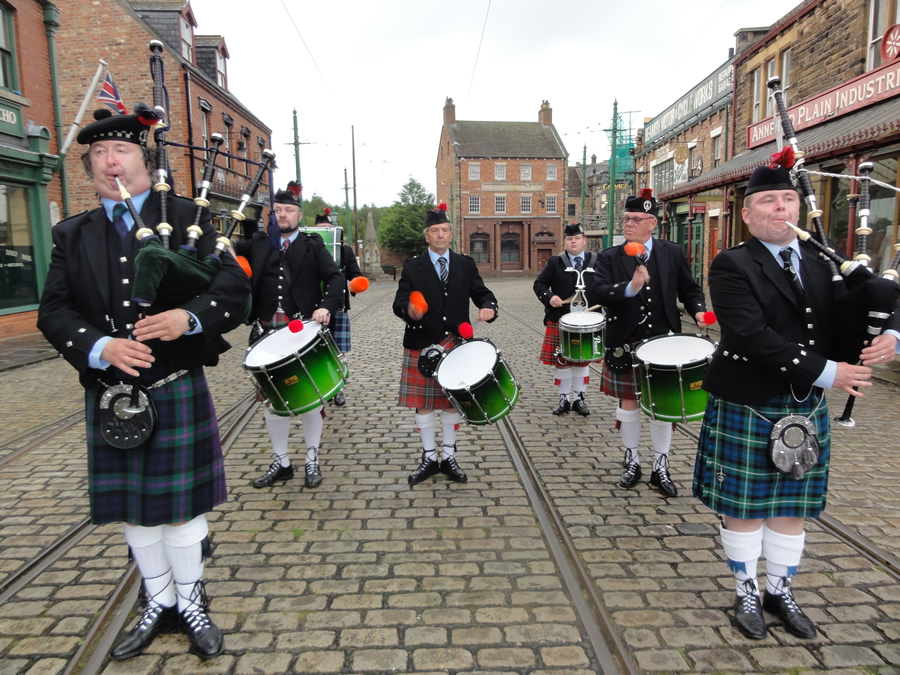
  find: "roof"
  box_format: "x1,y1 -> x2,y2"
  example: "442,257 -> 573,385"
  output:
661,98 -> 900,200
447,121 -> 566,159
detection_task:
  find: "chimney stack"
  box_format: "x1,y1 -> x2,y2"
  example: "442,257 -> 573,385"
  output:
443,97 -> 456,126
539,100 -> 552,126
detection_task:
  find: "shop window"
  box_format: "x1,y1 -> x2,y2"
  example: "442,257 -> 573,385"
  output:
0,185 -> 37,310
500,232 -> 520,263
470,233 -> 489,263
869,157 -> 898,274
0,7 -> 18,91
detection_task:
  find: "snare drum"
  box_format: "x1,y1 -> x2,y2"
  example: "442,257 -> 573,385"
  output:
558,311 -> 605,363
243,321 -> 348,416
633,334 -> 716,422
435,339 -> 520,425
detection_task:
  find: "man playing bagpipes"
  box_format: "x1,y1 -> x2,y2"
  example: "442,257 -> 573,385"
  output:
692,163 -> 900,641
233,185 -> 344,489
38,106 -> 251,661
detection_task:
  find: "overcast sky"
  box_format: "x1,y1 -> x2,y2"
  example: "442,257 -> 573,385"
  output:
186,0 -> 793,208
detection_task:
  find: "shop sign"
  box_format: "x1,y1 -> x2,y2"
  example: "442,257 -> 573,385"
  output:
747,59 -> 900,148
0,102 -> 22,137
691,203 -> 707,214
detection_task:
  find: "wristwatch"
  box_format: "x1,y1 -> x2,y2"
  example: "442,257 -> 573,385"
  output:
186,312 -> 198,332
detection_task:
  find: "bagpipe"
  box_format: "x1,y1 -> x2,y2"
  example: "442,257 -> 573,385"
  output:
767,75 -> 900,426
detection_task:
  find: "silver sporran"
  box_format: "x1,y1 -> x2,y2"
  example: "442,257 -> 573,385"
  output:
769,414 -> 819,480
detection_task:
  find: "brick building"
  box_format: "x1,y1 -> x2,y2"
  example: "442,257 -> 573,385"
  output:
436,98 -> 567,275
0,1 -> 61,338
649,0 -> 900,284
57,0 -> 272,237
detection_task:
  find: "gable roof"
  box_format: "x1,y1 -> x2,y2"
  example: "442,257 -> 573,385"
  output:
447,121 -> 566,159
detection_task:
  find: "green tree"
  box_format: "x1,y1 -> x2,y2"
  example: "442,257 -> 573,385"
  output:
378,178 -> 434,258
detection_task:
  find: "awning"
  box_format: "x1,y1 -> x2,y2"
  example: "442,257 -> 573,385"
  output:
660,98 -> 900,201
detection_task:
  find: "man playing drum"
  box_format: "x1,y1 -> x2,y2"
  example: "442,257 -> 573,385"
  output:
393,203 -> 498,484
693,164 -> 900,640
38,107 -> 251,660
234,185 -> 344,489
595,188 -> 707,497
534,222 -> 601,416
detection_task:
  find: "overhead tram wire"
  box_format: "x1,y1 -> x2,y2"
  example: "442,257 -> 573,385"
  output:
466,0 -> 492,100
279,0 -> 328,85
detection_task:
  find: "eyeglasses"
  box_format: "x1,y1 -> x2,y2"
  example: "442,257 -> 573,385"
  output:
622,216 -> 653,224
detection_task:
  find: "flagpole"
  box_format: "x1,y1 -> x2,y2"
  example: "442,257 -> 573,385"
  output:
60,60 -> 108,157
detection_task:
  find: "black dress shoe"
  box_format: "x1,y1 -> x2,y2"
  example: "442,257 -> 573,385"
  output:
763,583 -> 817,638
618,448 -> 642,488
305,459 -> 322,488
440,456 -> 468,483
333,390 -> 346,406
409,452 -> 440,485
110,603 -> 178,660
551,395 -> 571,416
181,606 -> 224,660
649,455 -> 678,497
571,393 -> 590,416
733,592 -> 767,640
252,457 -> 294,488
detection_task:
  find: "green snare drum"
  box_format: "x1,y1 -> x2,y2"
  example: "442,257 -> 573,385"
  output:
243,321 -> 348,415
633,333 -> 716,423
435,339 -> 519,425
302,226 -> 343,266
558,311 -> 605,362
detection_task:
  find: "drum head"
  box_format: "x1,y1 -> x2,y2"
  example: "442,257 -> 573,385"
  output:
243,321 -> 322,368
435,340 -> 497,388
634,334 -> 715,366
559,311 -> 605,331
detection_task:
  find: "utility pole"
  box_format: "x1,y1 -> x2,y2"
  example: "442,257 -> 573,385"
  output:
351,126 -> 359,248
292,109 -> 301,184
607,100 -> 619,250
344,168 -> 353,253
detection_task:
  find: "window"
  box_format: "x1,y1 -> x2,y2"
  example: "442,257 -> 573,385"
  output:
500,233 -> 520,263
547,165 -> 558,181
0,184 -> 38,309
495,195 -> 506,213
751,68 -> 761,123
520,165 -> 532,181
0,7 -> 17,91
689,146 -> 697,177
180,16 -> 193,61
546,195 -> 557,213
713,135 -> 722,168
468,164 -> 480,180
495,163 -> 506,181
765,59 -> 776,116
470,233 -> 490,263
781,49 -> 792,107
521,195 -> 532,214
469,196 -> 480,214
868,0 -> 900,70
222,116 -> 233,170
200,110 -> 209,155
216,51 -> 227,88
568,203 -> 576,217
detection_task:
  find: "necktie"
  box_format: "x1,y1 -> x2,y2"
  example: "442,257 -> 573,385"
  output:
438,256 -> 448,286
778,247 -> 804,300
112,204 -> 129,244
574,256 -> 583,271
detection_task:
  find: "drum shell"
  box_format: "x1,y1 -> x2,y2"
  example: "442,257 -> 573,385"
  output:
558,311 -> 605,363
633,334 -> 715,423
435,339 -> 520,425
243,324 -> 348,415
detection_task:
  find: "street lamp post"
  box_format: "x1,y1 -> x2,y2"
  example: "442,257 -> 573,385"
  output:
358,239 -> 365,276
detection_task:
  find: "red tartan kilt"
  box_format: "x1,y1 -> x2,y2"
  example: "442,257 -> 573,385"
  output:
398,338 -> 457,410
600,358 -> 639,400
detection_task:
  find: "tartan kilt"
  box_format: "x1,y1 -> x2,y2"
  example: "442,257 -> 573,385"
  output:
333,311 -> 351,353
692,391 -> 831,520
398,337 -> 457,410
600,354 -> 639,400
85,368 -> 226,527
540,321 -> 603,367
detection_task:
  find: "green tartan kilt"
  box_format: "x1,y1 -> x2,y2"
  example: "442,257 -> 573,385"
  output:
85,368 -> 227,526
692,390 -> 832,520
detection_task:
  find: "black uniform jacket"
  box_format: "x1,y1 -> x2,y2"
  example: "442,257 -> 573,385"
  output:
593,238 -> 706,348
234,230 -> 344,323
38,192 -> 251,388
392,250 -> 498,350
703,236 -> 900,406
533,251 -> 601,325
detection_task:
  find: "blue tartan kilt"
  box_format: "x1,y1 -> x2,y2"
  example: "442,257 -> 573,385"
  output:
333,311 -> 351,353
692,390 -> 832,520
85,368 -> 227,527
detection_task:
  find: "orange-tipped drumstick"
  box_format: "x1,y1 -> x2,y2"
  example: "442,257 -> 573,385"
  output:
409,290 -> 428,315
349,276 -> 369,293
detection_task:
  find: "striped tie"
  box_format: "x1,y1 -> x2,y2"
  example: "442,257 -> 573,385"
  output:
778,248 -> 804,300
113,204 -> 129,244
438,256 -> 448,286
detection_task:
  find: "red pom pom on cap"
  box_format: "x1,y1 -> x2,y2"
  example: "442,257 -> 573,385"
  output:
437,203 -> 448,212
624,241 -> 646,258
640,187 -> 653,200
703,311 -> 717,325
409,291 -> 428,314
324,207 -> 331,215
288,319 -> 304,333
458,322 -> 474,340
769,146 -> 796,170
348,276 -> 369,293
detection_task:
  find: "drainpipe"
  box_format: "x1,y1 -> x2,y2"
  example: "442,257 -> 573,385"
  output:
43,2 -> 69,217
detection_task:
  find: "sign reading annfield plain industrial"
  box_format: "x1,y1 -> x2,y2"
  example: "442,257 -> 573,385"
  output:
746,60 -> 900,148
643,61 -> 734,145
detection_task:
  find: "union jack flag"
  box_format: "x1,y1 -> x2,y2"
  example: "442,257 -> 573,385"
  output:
97,72 -> 127,114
